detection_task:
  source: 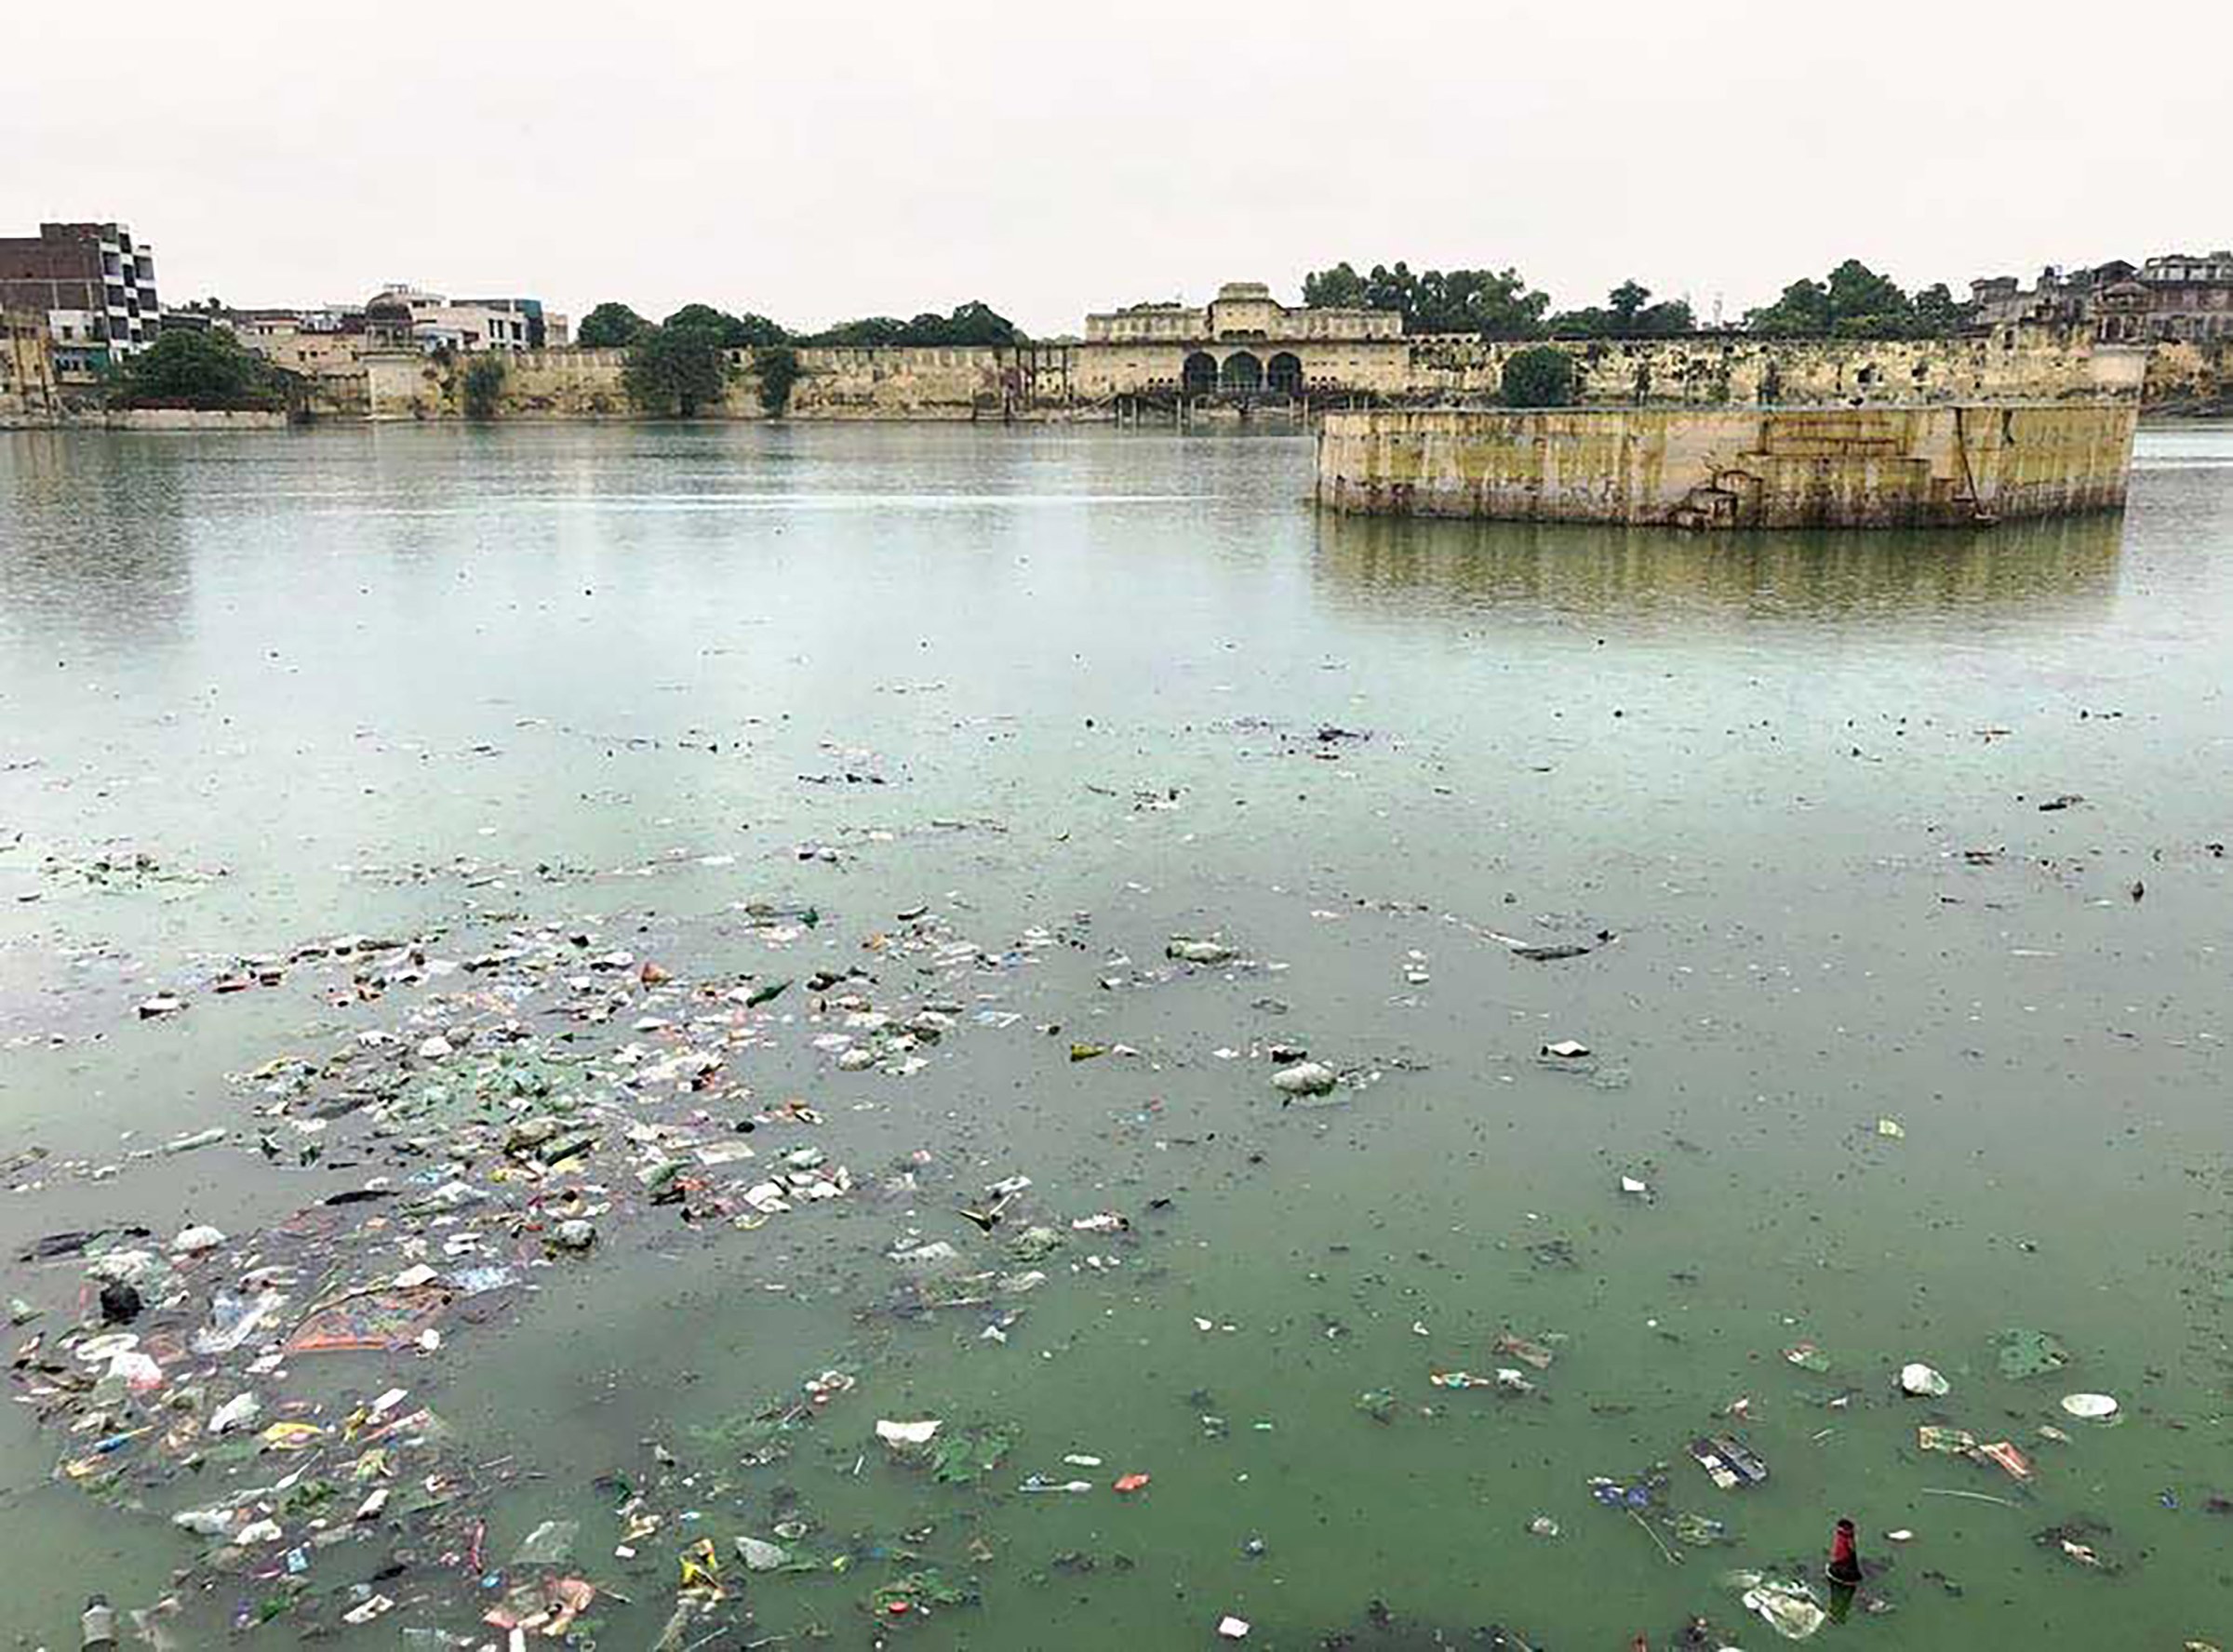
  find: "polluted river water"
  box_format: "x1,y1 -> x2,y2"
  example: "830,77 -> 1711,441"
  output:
0,420 -> 2228,1650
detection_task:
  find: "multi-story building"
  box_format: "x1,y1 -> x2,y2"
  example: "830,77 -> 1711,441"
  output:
1970,250 -> 2232,343
364,286 -> 566,353
454,296 -> 568,349
0,221 -> 162,374
1967,262 -> 2136,329
1081,281 -> 1402,395
2135,252 -> 2233,341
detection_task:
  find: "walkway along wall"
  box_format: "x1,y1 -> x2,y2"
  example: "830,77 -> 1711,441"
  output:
1314,404 -> 2140,529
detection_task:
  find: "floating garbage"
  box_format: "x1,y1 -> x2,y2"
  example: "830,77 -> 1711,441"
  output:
1541,1039 -> 1590,1059
1217,1616 -> 1251,1640
736,1536 -> 789,1571
1731,1572 -> 1827,1641
1270,1060 -> 1338,1098
2061,1392 -> 2119,1419
286,1286 -> 449,1353
1976,1440 -> 2035,1481
1899,1362 -> 1951,1397
1690,1434 -> 1770,1489
1784,1340 -> 1833,1374
191,1289 -> 287,1354
207,1392 -> 261,1434
876,1418 -> 943,1447
1492,1331 -> 1558,1370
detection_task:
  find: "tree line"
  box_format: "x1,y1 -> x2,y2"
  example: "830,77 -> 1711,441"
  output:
573,299 -> 1029,418
1302,258 -> 1973,340
576,300 -> 1023,353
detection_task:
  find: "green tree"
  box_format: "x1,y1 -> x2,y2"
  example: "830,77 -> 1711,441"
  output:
1302,261 -> 1368,309
810,315 -> 907,348
1745,260 -> 1953,339
115,328 -> 292,409
622,324 -> 731,417
658,304 -> 796,349
753,345 -> 802,416
1300,261 -> 1548,338
1547,282 -> 1697,339
1746,277 -> 1835,336
805,301 -> 1022,349
918,300 -> 1023,346
461,354 -> 506,420
1825,259 -> 1908,325
1500,345 -> 1578,408
1910,283 -> 1966,335
578,302 -> 651,349
729,313 -> 791,348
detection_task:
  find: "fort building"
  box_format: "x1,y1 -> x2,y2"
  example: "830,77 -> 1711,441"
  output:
1080,280 -> 1403,398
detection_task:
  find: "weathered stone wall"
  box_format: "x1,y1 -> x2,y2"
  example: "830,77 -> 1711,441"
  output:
253,331 -> 373,417
0,308 -> 60,423
353,328 -> 2169,423
1076,328 -> 2141,406
365,349 -> 638,420
1316,404 -> 2139,528
367,344 -> 1059,421
790,346 -> 1008,419
2145,340 -> 2233,410
102,408 -> 293,431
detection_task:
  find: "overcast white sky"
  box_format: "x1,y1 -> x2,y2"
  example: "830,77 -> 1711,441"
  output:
7,0 -> 2223,334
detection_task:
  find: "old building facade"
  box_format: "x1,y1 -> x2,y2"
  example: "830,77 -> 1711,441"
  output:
0,309 -> 60,420
362,286 -> 568,353
2135,252 -> 2233,340
1970,250 -> 2233,343
1079,280 -> 1404,399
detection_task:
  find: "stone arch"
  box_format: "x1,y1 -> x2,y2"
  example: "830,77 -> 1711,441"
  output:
1220,351 -> 1263,393
1266,352 -> 1303,394
1182,352 -> 1217,394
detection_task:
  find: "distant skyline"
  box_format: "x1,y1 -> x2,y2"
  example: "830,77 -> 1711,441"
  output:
7,0 -> 2224,337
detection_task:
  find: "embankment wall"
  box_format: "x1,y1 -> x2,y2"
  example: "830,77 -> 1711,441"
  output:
363,345 -> 1042,421
1314,404 -> 2139,529
354,332 -> 2175,423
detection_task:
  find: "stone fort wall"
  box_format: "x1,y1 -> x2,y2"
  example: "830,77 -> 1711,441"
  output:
1316,403 -> 2141,528
349,328 -> 2200,423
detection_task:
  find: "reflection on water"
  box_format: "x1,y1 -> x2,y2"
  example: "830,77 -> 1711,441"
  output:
1312,506 -> 2127,624
0,433 -> 195,642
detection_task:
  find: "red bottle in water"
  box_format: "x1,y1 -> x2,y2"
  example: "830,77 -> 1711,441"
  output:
1826,1517 -> 1863,1586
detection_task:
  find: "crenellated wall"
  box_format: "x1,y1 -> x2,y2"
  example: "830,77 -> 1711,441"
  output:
334,329 -> 2187,423
1315,403 -> 2140,528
